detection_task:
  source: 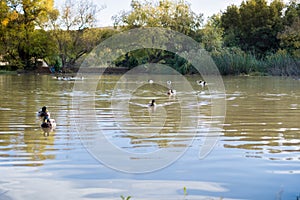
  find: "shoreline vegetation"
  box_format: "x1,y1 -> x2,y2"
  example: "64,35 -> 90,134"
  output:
2,48 -> 299,77
0,0 -> 299,77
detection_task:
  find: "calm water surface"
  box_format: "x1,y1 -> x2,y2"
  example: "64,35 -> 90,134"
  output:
0,74 -> 299,200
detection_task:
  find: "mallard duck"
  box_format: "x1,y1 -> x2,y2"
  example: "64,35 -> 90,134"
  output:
37,106 -> 50,118
196,80 -> 207,87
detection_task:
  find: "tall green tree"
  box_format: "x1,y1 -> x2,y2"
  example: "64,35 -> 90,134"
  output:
278,17 -> 300,57
200,14 -> 223,52
220,5 -> 241,47
113,0 -> 203,36
0,0 -> 56,69
112,0 -> 204,74
283,0 -> 300,26
277,0 -> 300,57
220,0 -> 285,56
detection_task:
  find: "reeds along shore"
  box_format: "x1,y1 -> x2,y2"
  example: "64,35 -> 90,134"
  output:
211,49 -> 300,77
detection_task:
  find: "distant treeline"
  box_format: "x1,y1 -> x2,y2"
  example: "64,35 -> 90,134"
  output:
0,0 -> 299,76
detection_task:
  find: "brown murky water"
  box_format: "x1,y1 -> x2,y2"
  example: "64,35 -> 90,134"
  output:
0,74 -> 299,200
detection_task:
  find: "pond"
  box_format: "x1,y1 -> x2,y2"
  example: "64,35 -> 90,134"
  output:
0,74 -> 299,200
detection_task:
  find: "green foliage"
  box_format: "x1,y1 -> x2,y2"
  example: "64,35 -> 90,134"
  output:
0,70 -> 17,74
200,14 -> 223,52
120,195 -> 131,200
211,48 -> 300,76
0,0 -> 299,76
220,5 -> 241,47
265,49 -> 300,76
277,1 -> 300,58
112,0 -> 203,74
211,48 -> 263,75
113,0 -> 203,36
47,0 -> 106,69
0,0 -> 56,70
49,27 -> 118,69
278,17 -> 300,57
114,48 -> 196,74
220,0 -> 285,57
0,0 -> 111,70
283,0 -> 300,26
183,186 -> 187,196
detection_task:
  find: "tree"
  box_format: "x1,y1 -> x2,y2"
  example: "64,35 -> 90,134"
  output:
47,0 -> 108,69
220,0 -> 285,57
278,17 -> 300,57
200,14 -> 223,52
113,0 -> 203,36
220,5 -> 241,47
283,0 -> 300,26
111,0 -> 204,74
0,0 -> 56,69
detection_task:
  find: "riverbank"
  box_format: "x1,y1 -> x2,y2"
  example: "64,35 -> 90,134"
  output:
1,57 -> 299,78
0,70 -> 17,75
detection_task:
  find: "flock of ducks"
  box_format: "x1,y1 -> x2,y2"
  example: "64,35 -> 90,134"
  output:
147,79 -> 207,108
53,76 -> 84,81
37,79 -> 207,133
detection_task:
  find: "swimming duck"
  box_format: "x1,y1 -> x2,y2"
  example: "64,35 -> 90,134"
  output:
196,80 -> 207,87
167,89 -> 176,96
167,80 -> 172,86
37,106 -> 50,118
148,80 -> 154,84
148,99 -> 156,107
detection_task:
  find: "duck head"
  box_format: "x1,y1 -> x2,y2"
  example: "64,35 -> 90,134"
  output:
42,106 -> 47,112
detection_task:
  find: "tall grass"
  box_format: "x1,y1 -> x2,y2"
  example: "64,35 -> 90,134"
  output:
211,48 -> 264,75
265,50 -> 300,76
211,48 -> 300,76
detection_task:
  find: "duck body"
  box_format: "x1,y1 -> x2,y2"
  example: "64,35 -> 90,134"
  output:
37,106 -> 50,118
197,80 -> 207,87
41,117 -> 56,130
148,99 -> 156,107
37,111 -> 50,118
